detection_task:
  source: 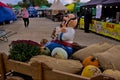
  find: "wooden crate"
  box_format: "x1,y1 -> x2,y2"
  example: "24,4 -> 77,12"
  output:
0,53 -> 115,80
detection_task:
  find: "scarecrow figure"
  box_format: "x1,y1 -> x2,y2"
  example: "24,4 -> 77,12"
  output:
45,13 -> 78,59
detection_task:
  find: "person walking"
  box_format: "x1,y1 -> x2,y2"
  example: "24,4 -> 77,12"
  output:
21,7 -> 29,28
84,8 -> 92,33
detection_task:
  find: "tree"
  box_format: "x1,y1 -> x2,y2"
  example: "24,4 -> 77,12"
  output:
18,1 -> 24,7
17,0 -> 51,8
73,0 -> 80,2
22,0 -> 30,8
29,0 -> 51,6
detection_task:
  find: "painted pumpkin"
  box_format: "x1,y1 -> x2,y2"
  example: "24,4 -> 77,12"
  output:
51,47 -> 68,59
81,65 -> 102,78
103,69 -> 120,80
82,56 -> 99,67
40,47 -> 51,56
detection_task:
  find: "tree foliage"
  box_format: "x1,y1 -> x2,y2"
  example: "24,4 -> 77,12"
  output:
19,0 -> 51,8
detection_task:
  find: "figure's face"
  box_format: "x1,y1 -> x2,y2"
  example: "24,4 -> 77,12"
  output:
62,14 -> 77,27
64,14 -> 75,20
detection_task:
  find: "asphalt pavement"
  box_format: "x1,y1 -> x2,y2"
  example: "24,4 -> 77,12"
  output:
0,17 -> 120,55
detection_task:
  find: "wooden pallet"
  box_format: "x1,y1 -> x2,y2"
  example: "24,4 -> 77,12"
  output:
0,53 -> 115,80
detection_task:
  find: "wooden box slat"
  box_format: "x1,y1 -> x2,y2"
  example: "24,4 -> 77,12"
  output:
0,53 -> 6,80
0,53 -> 116,80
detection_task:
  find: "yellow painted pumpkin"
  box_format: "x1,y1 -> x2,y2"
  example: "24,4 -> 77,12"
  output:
103,69 -> 120,80
81,65 -> 102,78
82,56 -> 99,67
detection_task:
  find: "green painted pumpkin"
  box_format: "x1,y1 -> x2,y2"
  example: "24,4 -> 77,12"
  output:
40,47 -> 51,56
81,65 -> 102,78
103,69 -> 120,80
51,47 -> 68,59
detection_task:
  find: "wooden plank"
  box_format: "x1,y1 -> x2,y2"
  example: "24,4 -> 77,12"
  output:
43,69 -> 89,80
91,74 -> 115,80
30,61 -> 42,80
1,53 -> 115,80
1,53 -> 43,80
43,69 -> 116,80
6,60 -> 33,76
1,52 -> 9,73
5,60 -> 42,80
0,53 -> 6,80
42,63 -> 115,80
42,63 -> 89,80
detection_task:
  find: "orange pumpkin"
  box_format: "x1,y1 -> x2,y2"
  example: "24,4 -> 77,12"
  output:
82,56 -> 99,67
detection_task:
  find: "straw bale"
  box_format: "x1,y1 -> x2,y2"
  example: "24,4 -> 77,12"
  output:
72,42 -> 113,61
103,69 -> 120,80
29,55 -> 83,73
93,45 -> 120,70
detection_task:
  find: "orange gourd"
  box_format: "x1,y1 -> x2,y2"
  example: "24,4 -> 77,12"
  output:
82,56 -> 99,67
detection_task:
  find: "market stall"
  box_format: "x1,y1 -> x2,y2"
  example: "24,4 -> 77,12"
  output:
0,2 -> 16,24
28,5 -> 38,17
79,0 -> 120,41
102,0 -> 120,23
66,3 -> 75,13
37,5 -> 49,17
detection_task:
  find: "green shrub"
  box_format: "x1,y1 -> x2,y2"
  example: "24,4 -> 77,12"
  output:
9,40 -> 41,62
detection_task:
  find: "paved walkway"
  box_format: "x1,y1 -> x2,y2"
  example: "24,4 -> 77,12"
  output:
0,18 -> 120,55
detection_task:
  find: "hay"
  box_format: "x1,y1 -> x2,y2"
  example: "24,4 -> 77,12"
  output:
93,45 -> 120,70
72,42 -> 113,61
103,69 -> 120,80
29,55 -> 83,73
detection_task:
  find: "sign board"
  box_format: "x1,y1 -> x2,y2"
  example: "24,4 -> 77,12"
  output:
96,5 -> 102,18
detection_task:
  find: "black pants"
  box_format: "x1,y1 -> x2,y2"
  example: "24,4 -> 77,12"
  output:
84,22 -> 90,33
23,18 -> 29,27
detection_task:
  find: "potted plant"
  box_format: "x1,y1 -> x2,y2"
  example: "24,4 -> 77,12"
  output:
9,40 -> 41,62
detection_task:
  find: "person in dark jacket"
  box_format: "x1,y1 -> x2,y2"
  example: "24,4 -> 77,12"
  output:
84,9 -> 92,33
